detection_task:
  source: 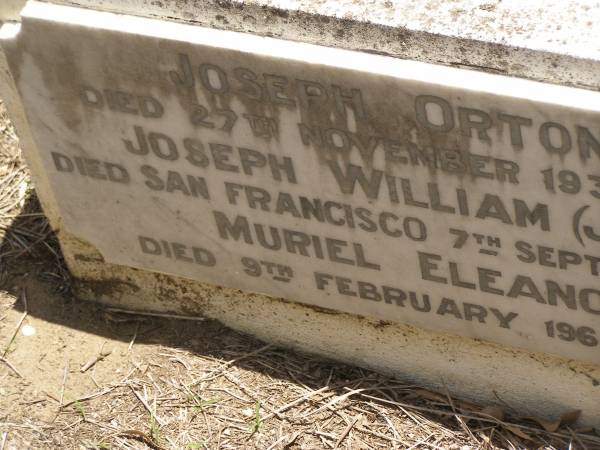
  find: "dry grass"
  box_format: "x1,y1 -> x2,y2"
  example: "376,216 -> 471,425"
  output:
0,98 -> 599,449
20,338 -> 598,450
0,102 -> 61,272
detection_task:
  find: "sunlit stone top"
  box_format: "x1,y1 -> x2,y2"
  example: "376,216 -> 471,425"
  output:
7,0 -> 592,91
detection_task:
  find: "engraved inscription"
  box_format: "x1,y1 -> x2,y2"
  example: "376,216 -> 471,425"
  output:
6,8 -> 600,363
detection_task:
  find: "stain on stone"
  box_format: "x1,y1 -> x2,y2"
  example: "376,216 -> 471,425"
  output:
75,277 -> 140,298
268,7 -> 289,19
374,320 -> 394,329
73,253 -> 105,263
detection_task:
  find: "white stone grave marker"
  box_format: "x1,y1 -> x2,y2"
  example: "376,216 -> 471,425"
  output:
1,0 -> 599,426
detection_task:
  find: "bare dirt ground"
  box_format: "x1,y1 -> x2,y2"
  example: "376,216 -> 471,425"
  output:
0,99 -> 599,450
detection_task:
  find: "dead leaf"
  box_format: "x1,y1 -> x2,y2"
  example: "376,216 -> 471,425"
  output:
559,409 -> 582,427
480,405 -> 505,421
413,388 -> 448,403
526,409 -> 581,432
504,425 -> 533,440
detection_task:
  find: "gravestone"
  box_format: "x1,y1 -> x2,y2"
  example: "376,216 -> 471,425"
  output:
1,0 -> 599,426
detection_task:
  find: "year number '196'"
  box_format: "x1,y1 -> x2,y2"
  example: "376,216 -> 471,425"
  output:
545,320 -> 598,347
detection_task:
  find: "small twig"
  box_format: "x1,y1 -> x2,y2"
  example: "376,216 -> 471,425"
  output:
80,349 -> 112,373
354,426 -> 398,443
0,213 -> 45,219
442,381 -> 479,444
129,385 -> 166,426
119,363 -> 141,383
128,322 -> 140,351
406,433 -> 435,450
0,422 -> 51,432
352,391 -> 600,444
2,290 -> 28,358
191,343 -> 274,384
1,311 -> 25,358
105,307 -> 206,321
12,231 -> 53,258
83,418 -> 119,431
59,360 -> 69,406
379,408 -> 401,441
285,432 -> 301,448
222,372 -> 278,418
567,426 -> 589,450
0,431 -> 7,450
262,385 -> 330,422
265,434 -> 287,450
42,391 -> 60,403
60,387 -> 115,409
204,387 -> 253,403
0,356 -> 22,378
60,418 -> 83,432
334,415 -> 359,448
88,372 -> 100,388
300,385 -> 368,419
266,432 -> 300,450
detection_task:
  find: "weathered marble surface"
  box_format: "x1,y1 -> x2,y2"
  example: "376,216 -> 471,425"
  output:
5,0 -> 599,91
3,2 -> 600,364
